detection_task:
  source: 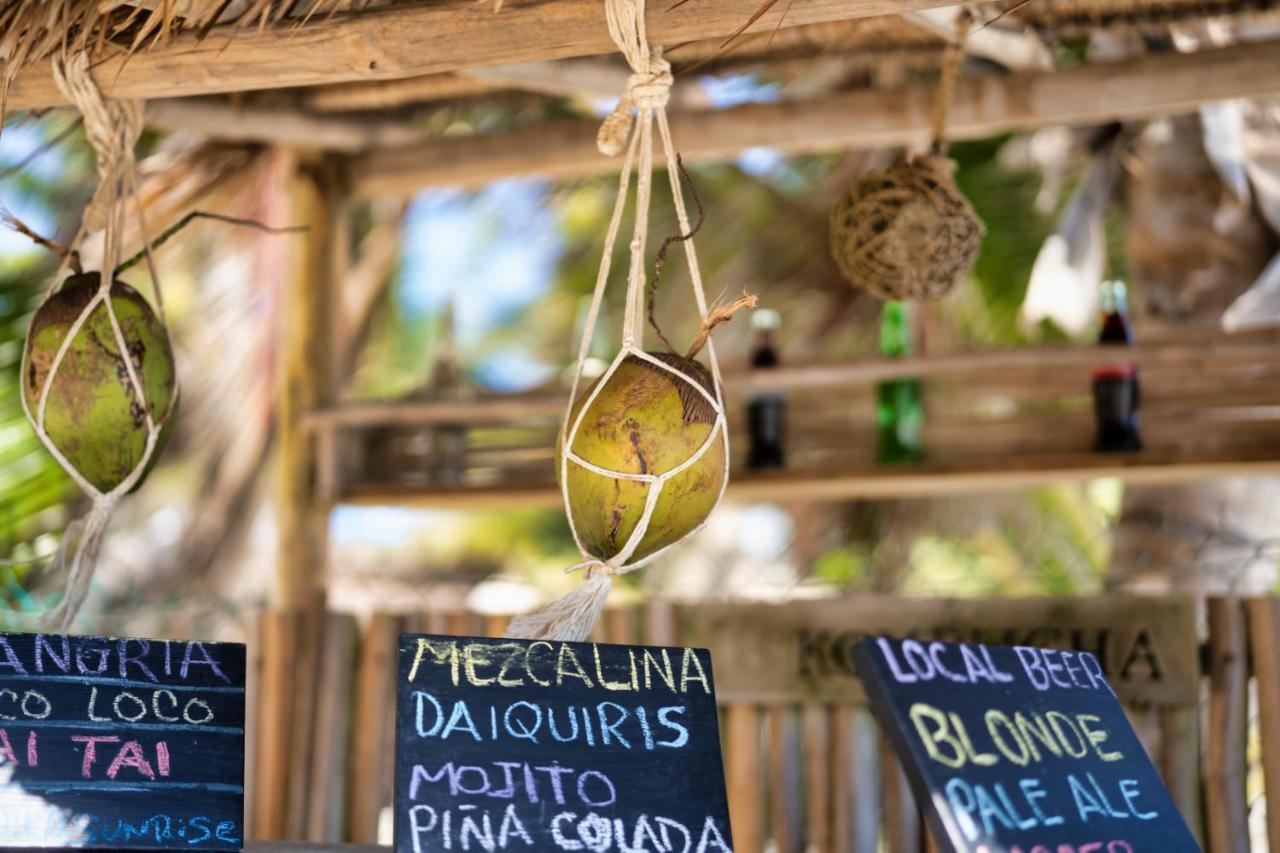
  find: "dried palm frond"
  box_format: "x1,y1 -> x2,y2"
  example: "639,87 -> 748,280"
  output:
0,0 -> 352,104
77,139 -> 260,271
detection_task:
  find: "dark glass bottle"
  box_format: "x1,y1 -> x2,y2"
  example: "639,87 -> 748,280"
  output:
876,301 -> 924,464
747,309 -> 786,470
1092,281 -> 1142,453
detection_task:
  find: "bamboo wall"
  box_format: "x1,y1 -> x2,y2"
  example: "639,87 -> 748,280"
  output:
244,596 -> 1280,852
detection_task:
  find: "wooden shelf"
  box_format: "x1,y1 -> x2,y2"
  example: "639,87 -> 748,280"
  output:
307,332 -> 1280,430
340,447 -> 1280,508
324,331 -> 1280,507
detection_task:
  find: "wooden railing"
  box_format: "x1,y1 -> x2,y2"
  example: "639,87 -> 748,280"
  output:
243,595 -> 1280,852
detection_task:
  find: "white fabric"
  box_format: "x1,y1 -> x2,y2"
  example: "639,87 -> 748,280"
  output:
506,0 -> 728,643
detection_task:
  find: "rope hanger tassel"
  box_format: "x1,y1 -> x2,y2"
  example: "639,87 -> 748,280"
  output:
507,0 -> 730,643
17,51 -> 176,632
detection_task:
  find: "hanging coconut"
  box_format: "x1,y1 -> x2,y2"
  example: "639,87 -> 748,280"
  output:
505,0 -> 755,643
562,352 -> 726,563
829,153 -> 984,302
23,273 -> 178,494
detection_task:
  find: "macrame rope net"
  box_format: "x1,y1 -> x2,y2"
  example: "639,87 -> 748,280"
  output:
828,9 -> 983,302
16,51 -> 174,631
506,0 -> 728,643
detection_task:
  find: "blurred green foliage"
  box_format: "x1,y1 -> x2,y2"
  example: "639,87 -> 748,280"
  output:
2,106 -> 1121,605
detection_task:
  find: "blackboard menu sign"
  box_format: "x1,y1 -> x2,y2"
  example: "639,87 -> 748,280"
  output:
854,637 -> 1199,853
0,631 -> 246,850
395,633 -> 734,853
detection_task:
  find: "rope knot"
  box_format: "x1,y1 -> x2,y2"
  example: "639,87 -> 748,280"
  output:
597,55 -> 673,156
627,61 -> 673,110
51,50 -> 144,239
567,558 -> 626,579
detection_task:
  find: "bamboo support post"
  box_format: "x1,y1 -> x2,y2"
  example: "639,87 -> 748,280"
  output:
1247,596 -> 1280,853
276,151 -> 341,612
880,733 -> 920,853
1205,597 -> 1249,853
285,599 -> 326,838
306,613 -> 358,842
725,704 -> 765,853
347,613 -> 403,844
1158,706 -> 1203,845
643,599 -> 678,646
803,706 -> 832,851
767,706 -> 803,853
829,707 -> 852,853
253,609 -> 298,839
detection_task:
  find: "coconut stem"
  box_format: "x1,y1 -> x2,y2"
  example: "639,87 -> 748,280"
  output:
647,154 -> 705,356
0,207 -> 82,273
685,291 -> 759,359
114,210 -> 307,274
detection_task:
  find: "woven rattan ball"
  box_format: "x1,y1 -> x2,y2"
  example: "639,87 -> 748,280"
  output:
829,154 -> 984,301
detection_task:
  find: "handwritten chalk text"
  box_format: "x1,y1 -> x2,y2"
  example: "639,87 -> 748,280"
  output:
407,640 -> 712,696
413,692 -> 690,750
405,803 -> 732,853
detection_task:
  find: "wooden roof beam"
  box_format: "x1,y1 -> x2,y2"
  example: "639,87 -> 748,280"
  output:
4,0 -> 982,110
306,59 -> 711,113
348,40 -> 1280,197
145,98 -> 429,151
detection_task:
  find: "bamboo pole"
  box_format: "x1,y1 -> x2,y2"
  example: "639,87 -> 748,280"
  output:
349,40 -> 1280,195
306,613 -> 358,842
879,733 -> 920,853
146,98 -> 427,152
767,706 -> 803,853
829,707 -> 852,853
276,151 -> 339,611
803,706 -> 832,851
849,709 -> 881,853
1158,706 -> 1203,845
252,610 -> 297,839
285,598 -> 325,839
347,613 -> 403,844
1205,597 -> 1249,853
725,704 -> 765,853
1247,596 -> 1280,853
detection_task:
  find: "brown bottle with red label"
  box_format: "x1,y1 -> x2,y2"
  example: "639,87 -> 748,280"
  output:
747,309 -> 786,470
1092,281 -> 1142,452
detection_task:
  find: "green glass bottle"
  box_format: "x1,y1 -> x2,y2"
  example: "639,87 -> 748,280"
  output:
876,300 -> 924,464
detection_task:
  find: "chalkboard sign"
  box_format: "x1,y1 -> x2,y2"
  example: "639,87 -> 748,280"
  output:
854,637 -> 1199,853
0,631 -> 246,850
395,633 -> 734,853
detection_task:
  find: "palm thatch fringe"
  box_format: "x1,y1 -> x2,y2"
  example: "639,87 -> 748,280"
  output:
0,0 -> 356,104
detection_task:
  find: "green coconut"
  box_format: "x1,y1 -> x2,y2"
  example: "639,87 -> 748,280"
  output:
561,352 -> 726,563
23,272 -> 177,494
